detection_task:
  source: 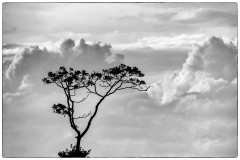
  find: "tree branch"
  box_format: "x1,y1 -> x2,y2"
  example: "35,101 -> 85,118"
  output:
73,94 -> 89,103
104,79 -> 121,96
59,81 -> 80,134
107,81 -> 123,96
55,82 -> 64,88
86,86 -> 103,97
74,111 -> 92,119
117,85 -> 150,91
93,80 -> 99,95
80,96 -> 106,138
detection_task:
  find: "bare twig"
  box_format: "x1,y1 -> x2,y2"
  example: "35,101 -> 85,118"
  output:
74,111 -> 92,119
73,94 -> 89,103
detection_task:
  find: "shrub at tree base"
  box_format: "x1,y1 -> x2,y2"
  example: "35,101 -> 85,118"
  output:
58,144 -> 91,158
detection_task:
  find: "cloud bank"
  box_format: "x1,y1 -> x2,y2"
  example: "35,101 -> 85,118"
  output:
3,38 -> 124,93
3,36 -> 237,157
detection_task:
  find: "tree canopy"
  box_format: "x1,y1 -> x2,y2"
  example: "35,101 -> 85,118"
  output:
42,64 -> 149,157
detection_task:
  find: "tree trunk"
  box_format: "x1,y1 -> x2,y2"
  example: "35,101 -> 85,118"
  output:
76,135 -> 81,153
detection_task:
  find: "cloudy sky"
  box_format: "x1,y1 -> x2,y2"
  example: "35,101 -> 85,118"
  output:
2,2 -> 238,157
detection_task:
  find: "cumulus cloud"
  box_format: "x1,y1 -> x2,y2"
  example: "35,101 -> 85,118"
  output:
73,38 -> 112,61
57,38 -> 75,53
5,45 -> 49,81
3,48 -> 24,57
148,36 -> 237,104
4,38 -> 124,91
184,37 -> 237,81
2,37 -> 127,129
3,43 -> 25,59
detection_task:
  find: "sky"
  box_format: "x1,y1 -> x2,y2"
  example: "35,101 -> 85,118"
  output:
2,2 -> 238,157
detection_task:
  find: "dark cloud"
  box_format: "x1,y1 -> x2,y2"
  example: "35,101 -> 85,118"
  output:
58,38 -> 75,52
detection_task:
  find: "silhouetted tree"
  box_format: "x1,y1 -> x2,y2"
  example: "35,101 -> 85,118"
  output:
42,64 -> 149,157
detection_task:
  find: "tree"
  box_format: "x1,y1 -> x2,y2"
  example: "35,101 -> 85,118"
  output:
42,64 -> 149,157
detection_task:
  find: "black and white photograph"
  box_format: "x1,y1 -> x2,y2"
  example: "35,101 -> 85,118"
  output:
2,2 -> 238,157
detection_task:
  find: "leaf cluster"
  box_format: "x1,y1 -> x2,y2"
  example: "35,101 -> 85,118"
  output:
42,64 -> 147,90
52,104 -> 72,117
90,64 -> 146,87
42,66 -> 90,89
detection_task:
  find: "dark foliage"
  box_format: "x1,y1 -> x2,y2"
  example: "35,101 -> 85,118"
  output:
58,144 -> 91,158
42,64 -> 149,158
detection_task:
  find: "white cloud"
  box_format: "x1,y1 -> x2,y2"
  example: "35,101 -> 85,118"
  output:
170,8 -> 237,27
5,45 -> 49,80
23,41 -> 56,51
184,36 -> 237,81
113,34 -> 206,50
3,36 -> 237,157
2,2 -> 238,158
113,30 -> 119,34
148,36 -> 237,104
4,38 -> 124,84
3,92 -> 25,105
51,31 -> 91,39
80,90 -> 236,157
19,75 -> 33,90
144,36 -> 237,156
3,48 -> 23,56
